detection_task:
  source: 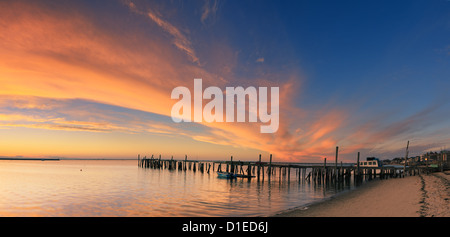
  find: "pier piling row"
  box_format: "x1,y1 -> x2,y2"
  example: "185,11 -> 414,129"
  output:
137,153 -> 433,184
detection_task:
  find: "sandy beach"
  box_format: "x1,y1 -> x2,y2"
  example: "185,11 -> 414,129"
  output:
275,172 -> 450,217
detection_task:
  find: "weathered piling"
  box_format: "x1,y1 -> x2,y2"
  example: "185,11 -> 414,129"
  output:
257,154 -> 261,181
335,146 -> 339,180
287,165 -> 291,183
230,156 -> 234,174
403,141 -> 409,177
268,154 -> 272,181
356,152 -> 360,177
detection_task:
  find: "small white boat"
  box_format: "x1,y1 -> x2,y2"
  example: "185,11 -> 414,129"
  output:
358,157 -> 382,167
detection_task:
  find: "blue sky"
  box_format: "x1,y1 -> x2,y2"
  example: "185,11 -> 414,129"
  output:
0,0 -> 449,161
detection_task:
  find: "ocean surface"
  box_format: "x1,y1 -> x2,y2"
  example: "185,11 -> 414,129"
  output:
0,159 -> 362,217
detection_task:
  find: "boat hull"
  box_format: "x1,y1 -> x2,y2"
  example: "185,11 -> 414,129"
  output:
217,172 -> 237,179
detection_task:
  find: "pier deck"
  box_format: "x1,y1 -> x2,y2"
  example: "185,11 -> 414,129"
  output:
137,153 -> 432,184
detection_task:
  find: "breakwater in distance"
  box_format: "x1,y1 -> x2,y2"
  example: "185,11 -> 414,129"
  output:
0,158 -> 60,161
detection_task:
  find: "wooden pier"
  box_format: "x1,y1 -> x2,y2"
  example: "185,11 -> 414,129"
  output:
137,148 -> 432,184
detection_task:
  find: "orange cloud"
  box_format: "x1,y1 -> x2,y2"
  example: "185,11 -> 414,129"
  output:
1,1 -> 391,162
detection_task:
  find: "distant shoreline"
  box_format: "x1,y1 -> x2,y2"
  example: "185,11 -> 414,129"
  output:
0,158 -> 60,161
0,158 -> 137,161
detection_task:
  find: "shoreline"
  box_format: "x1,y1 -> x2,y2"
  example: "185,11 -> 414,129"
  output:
274,172 -> 450,217
0,158 -> 60,161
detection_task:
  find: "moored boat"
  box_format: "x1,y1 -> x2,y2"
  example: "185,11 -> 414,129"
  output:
357,157 -> 383,167
217,171 -> 237,179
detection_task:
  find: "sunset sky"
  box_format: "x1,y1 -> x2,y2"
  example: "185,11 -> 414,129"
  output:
1,0 -> 449,162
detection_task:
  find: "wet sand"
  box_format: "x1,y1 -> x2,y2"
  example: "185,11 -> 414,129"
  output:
275,172 -> 450,217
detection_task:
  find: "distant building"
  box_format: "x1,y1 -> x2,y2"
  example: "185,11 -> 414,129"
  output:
421,150 -> 450,170
422,152 -> 439,162
392,157 -> 403,164
442,151 -> 450,169
415,156 -> 421,162
382,159 -> 392,165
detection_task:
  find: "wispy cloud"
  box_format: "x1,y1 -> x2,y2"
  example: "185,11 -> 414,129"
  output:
124,0 -> 200,64
146,11 -> 200,64
201,0 -> 219,25
0,101 -> 132,133
0,95 -> 211,137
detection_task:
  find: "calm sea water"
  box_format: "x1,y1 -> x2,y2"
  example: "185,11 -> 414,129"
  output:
0,160 -> 361,217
